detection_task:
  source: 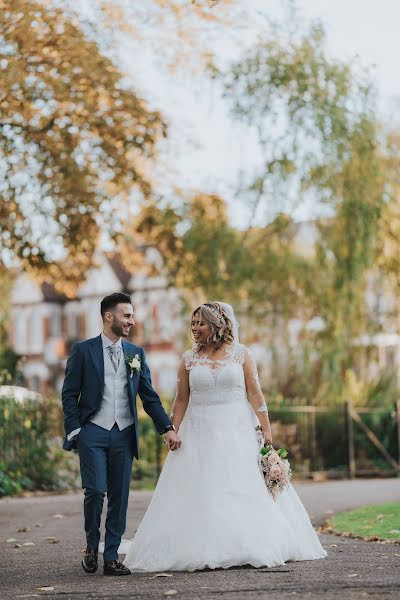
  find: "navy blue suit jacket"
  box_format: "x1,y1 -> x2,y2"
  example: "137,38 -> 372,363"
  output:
61,335 -> 172,458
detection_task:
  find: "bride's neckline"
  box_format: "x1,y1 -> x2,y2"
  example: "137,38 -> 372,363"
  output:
192,342 -> 237,364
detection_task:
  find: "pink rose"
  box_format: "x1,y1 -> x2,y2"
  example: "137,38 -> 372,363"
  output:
267,452 -> 279,465
269,465 -> 282,481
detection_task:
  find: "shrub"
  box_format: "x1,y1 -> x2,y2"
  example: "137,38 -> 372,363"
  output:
0,396 -> 65,494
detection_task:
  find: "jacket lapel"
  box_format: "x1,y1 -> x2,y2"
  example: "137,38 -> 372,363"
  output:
122,341 -> 139,424
89,335 -> 104,389
122,340 -> 139,393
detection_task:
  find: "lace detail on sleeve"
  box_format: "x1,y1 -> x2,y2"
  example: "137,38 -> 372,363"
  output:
183,349 -> 196,371
251,362 -> 260,385
229,343 -> 246,365
244,347 -> 269,415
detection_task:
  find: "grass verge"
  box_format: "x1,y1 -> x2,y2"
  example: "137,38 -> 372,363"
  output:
327,502 -> 400,542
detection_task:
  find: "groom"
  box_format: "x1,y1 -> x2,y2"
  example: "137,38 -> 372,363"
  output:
61,292 -> 180,576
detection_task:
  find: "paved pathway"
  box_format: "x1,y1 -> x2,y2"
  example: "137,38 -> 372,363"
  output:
0,479 -> 399,599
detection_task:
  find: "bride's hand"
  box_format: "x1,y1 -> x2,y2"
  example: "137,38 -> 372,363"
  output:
164,430 -> 182,451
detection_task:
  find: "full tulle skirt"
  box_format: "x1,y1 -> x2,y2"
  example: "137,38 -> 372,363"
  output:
122,401 -> 327,572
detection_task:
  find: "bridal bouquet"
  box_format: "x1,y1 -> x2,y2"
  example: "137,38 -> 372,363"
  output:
255,427 -> 292,499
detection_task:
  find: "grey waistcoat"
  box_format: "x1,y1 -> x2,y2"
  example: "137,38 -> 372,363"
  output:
90,348 -> 134,431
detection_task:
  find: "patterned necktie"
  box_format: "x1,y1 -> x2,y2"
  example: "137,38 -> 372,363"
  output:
108,345 -> 121,372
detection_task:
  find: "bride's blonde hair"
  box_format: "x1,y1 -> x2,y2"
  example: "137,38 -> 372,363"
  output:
191,301 -> 235,348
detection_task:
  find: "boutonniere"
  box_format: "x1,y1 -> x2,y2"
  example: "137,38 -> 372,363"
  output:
125,354 -> 141,378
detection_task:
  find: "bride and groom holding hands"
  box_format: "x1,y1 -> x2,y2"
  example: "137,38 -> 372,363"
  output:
61,292 -> 326,576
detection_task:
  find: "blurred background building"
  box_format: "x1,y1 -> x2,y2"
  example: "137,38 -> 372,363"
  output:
9,222 -> 400,396
9,251 -> 184,396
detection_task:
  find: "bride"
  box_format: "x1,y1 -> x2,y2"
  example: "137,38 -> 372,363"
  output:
123,301 -> 327,572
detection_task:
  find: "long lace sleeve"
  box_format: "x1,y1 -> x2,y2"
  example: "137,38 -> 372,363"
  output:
243,347 -> 272,444
170,356 -> 190,432
243,348 -> 268,414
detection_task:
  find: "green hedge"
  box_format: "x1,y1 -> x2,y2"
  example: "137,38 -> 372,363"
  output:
0,395 -> 81,496
0,395 -> 172,496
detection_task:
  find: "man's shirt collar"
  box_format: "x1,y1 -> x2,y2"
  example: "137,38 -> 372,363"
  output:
101,332 -> 122,350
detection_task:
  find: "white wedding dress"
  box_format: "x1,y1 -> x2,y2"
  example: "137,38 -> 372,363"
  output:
123,343 -> 326,572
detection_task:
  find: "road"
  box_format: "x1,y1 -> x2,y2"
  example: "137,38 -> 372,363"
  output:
0,478 -> 399,599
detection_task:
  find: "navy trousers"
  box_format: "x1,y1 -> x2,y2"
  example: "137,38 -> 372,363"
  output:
77,422 -> 135,561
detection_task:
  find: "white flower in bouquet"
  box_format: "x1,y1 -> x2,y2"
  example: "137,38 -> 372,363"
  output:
258,442 -> 292,499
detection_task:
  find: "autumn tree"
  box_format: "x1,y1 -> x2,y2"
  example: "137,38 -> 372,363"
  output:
117,193 -> 245,305
0,0 -> 166,294
376,131 -> 400,289
220,20 -> 389,402
0,267 -> 18,378
95,0 -> 239,72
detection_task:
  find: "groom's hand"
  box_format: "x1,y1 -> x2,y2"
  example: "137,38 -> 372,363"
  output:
164,430 -> 181,451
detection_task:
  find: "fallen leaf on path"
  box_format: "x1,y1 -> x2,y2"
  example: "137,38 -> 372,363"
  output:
52,514 -> 64,519
164,591 -> 178,597
44,537 -> 59,543
14,544 -> 22,548
23,542 -> 35,546
37,587 -> 54,592
17,527 -> 30,533
6,538 -> 18,543
322,526 -> 333,532
34,524 -> 43,528
151,573 -> 173,578
329,544 -> 337,547
348,573 -> 358,578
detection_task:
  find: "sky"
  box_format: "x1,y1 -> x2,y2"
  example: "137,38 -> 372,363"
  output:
159,0 -> 400,227
61,0 -> 400,228
298,0 -> 400,105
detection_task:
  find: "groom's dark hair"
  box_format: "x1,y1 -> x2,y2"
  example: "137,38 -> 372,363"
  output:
101,292 -> 132,317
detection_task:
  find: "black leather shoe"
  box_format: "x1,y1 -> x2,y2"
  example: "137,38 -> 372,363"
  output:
103,560 -> 131,576
82,548 -> 98,573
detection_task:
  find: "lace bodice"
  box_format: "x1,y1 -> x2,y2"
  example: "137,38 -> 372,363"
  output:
170,342 -> 268,422
179,343 -> 267,413
183,342 -> 246,372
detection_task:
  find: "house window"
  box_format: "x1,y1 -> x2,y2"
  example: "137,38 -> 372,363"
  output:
43,317 -> 50,341
66,312 -> 86,340
49,313 -> 61,337
16,312 -> 27,352
78,313 -> 86,339
151,305 -> 159,338
30,313 -> 43,352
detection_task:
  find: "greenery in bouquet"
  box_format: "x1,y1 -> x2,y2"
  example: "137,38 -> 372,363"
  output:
258,443 -> 292,500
